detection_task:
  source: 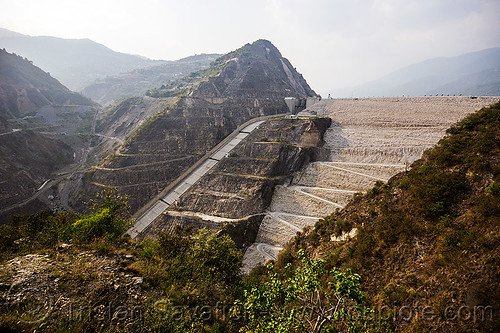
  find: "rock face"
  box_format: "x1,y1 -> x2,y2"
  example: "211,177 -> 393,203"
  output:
141,117 -> 331,248
74,40 -> 316,215
0,49 -> 97,223
191,39 -> 315,99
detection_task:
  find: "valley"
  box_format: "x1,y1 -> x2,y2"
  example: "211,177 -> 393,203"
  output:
0,28 -> 499,332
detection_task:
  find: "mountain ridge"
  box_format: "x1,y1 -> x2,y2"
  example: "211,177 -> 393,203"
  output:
81,53 -> 221,105
73,39 -> 315,215
0,28 -> 167,91
333,47 -> 500,97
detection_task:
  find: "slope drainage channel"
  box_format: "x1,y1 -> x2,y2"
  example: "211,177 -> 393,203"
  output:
127,120 -> 266,238
242,161 -> 407,273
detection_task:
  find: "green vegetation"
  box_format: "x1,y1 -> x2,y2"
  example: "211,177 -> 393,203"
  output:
1,103 -> 499,332
0,188 -> 130,260
0,187 -> 369,332
275,102 -> 500,332
235,249 -> 374,332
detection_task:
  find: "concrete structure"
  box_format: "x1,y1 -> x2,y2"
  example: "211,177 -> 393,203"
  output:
285,97 -> 310,114
127,119 -> 268,238
284,97 -> 295,113
242,96 -> 499,272
306,96 -> 321,108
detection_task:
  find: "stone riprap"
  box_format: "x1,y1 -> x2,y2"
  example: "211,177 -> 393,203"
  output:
140,117 -> 331,243
127,119 -> 266,238
242,96 -> 499,272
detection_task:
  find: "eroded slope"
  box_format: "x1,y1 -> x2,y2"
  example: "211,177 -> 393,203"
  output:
74,40 -> 315,215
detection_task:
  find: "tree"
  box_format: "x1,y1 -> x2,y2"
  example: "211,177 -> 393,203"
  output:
235,249 -> 373,332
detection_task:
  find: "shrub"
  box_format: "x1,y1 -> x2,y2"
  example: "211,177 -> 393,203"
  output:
64,188 -> 130,243
235,249 -> 373,332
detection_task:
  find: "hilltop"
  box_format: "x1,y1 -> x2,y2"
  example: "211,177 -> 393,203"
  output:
0,28 -> 166,91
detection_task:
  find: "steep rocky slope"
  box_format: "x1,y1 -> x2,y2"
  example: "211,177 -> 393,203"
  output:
0,49 -> 98,223
74,40 -> 315,215
270,102 -> 500,332
0,118 -> 73,215
142,117 -> 331,244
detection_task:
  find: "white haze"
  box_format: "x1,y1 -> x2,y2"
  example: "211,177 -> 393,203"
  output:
1,0 -> 499,95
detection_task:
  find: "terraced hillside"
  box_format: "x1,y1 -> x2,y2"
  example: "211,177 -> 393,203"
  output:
73,40 -> 315,215
0,49 -> 97,223
139,117 -> 331,242
243,96 -> 499,272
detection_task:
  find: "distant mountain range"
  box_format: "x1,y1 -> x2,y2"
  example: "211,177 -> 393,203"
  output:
333,47 -> 500,97
81,53 -> 220,105
0,28 -> 167,91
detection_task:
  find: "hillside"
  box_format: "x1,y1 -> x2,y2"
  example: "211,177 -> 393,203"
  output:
334,47 -> 500,97
81,54 -> 221,105
1,103 -> 497,332
0,49 -> 94,118
0,49 -> 98,223
73,39 -> 316,215
269,102 -> 500,331
0,28 -> 166,91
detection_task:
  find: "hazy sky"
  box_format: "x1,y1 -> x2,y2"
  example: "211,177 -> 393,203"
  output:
1,0 -> 500,94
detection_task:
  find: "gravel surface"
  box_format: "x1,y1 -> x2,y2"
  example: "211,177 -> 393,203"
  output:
242,96 -> 499,273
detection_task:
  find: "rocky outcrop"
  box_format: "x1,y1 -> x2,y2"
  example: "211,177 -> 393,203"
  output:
141,117 -> 331,248
74,40 -> 316,215
191,40 -> 315,99
0,252 -> 146,330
